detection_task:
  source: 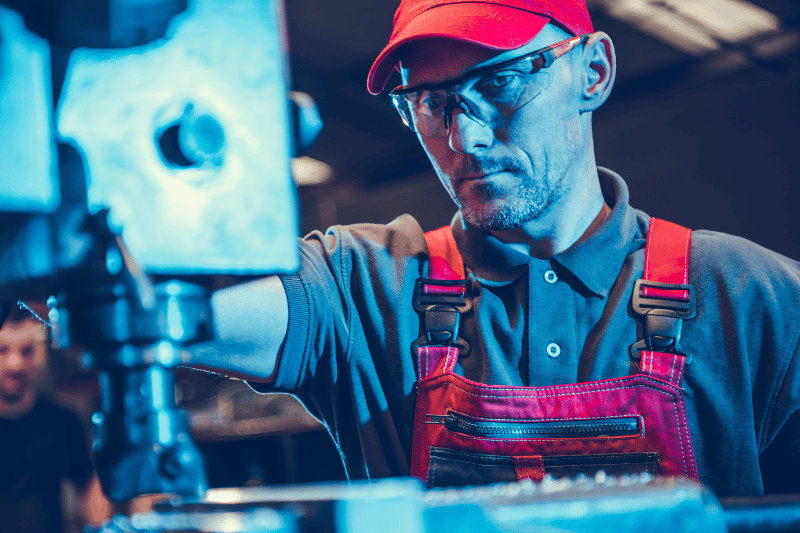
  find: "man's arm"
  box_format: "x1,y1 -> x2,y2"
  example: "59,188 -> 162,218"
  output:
188,276 -> 288,383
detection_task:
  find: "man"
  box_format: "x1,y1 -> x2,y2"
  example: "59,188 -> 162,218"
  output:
191,0 -> 800,496
0,305 -> 112,533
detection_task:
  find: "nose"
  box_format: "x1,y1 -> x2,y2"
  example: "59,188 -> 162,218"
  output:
6,352 -> 23,370
447,108 -> 494,154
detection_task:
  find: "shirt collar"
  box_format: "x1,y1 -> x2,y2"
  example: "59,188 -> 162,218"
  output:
450,168 -> 645,297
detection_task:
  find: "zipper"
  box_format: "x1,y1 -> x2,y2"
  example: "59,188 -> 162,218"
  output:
426,412 -> 640,438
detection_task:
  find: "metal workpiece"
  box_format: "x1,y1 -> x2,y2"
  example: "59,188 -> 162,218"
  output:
288,91 -> 324,157
86,474 -> 741,533
0,0 -> 187,49
0,5 -> 60,214
424,474 -> 727,533
51,280 -> 213,352
0,215 -> 59,299
720,494 -> 800,533
92,507 -> 295,533
48,279 -> 213,501
92,365 -> 208,502
56,0 -> 299,275
0,0 -> 310,508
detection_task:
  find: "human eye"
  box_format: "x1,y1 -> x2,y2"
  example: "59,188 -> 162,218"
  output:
475,70 -> 524,96
419,90 -> 446,110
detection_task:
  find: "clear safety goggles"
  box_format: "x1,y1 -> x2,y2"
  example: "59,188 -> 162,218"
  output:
390,34 -> 590,137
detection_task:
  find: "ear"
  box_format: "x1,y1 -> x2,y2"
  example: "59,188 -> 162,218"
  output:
579,32 -> 616,113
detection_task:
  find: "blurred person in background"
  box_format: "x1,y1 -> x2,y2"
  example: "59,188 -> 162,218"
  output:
0,304 -> 112,533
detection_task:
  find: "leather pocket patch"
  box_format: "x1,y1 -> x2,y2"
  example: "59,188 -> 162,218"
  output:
426,447 -> 659,488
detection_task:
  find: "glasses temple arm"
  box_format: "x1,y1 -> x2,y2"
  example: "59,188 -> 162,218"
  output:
541,34 -> 590,68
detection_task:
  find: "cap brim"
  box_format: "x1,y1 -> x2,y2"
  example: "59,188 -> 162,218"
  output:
367,4 -> 549,94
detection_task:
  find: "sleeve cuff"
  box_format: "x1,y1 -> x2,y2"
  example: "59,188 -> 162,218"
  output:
249,273 -> 310,393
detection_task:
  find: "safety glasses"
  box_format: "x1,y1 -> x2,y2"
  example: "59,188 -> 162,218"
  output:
390,34 -> 590,137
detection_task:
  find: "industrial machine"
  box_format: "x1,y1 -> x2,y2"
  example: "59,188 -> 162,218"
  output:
0,0 -> 303,501
1,1 -> 798,531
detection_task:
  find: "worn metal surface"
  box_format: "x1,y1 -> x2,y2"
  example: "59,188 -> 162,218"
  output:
90,475 -> 732,532
0,6 -> 60,213
57,0 -> 299,274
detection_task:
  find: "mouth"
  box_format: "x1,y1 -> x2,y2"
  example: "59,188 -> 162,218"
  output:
459,169 -> 511,181
458,170 -> 520,189
0,375 -> 27,395
453,157 -> 522,185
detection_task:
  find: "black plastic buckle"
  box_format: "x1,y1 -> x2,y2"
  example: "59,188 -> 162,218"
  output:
424,305 -> 460,343
412,278 -> 471,356
629,309 -> 691,359
632,279 -> 696,319
630,279 -> 696,362
413,278 -> 472,313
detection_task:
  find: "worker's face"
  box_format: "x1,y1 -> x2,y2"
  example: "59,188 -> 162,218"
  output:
0,320 -> 48,411
400,25 -> 589,230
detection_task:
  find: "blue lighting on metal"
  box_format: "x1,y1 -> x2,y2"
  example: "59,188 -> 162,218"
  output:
0,6 -> 60,213
56,0 -> 299,274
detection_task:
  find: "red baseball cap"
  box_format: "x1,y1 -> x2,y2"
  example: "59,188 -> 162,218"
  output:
367,0 -> 594,94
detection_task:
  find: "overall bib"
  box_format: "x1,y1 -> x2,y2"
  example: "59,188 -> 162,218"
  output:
410,218 -> 700,488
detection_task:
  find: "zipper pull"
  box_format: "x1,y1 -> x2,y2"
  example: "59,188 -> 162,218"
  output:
424,414 -> 451,425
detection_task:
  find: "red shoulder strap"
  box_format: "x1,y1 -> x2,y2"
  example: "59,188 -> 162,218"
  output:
424,226 -> 465,280
639,217 -> 693,387
427,219 -> 692,285
415,226 -> 466,378
642,217 -> 692,300
423,226 -> 465,296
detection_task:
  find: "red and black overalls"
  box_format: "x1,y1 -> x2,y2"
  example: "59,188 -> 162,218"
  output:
410,218 -> 700,487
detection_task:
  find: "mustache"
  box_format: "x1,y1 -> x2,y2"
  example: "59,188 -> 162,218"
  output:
455,157 -> 525,177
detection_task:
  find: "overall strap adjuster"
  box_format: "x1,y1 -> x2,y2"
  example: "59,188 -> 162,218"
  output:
630,279 -> 696,362
411,278 -> 471,356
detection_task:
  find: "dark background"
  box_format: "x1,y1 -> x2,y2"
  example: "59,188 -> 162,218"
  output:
288,0 -> 800,261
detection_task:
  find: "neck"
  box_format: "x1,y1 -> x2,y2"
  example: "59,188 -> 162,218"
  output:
491,156 -> 606,260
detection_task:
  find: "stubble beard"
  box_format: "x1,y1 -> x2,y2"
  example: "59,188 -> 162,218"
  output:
456,170 -> 563,231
